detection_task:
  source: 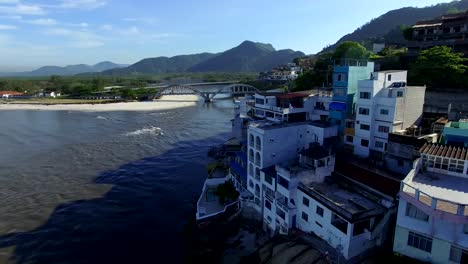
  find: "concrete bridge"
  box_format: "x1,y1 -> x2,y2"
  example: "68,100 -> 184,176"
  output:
151,83 -> 259,102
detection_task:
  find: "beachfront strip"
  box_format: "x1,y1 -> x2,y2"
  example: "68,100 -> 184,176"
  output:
195,59 -> 468,263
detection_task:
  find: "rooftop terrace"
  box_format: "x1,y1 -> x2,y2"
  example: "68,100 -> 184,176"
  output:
299,180 -> 385,223
249,120 -> 333,130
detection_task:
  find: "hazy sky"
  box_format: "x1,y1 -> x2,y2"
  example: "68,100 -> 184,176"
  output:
0,0 -> 454,71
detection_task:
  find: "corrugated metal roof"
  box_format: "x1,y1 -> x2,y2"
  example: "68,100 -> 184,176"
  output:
420,143 -> 468,160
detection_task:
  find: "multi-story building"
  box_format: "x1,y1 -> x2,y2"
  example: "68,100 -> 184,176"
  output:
253,91 -> 332,123
408,11 -> 468,56
262,143 -> 336,235
384,131 -> 438,175
394,143 -> 468,263
329,59 -> 374,141
246,120 -> 338,211
352,70 -> 426,158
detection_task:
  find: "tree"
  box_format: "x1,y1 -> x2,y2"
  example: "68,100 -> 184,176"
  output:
120,88 -> 137,99
401,25 -> 414,41
409,46 -> 468,89
333,41 -> 371,60
215,181 -> 239,205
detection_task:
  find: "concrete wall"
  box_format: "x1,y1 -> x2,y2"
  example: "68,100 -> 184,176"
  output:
402,86 -> 426,130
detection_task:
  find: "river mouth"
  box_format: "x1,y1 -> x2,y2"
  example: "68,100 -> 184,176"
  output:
0,99 -> 234,263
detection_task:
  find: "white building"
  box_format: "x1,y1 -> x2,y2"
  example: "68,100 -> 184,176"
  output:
246,120 -> 338,211
353,70 -> 426,158
253,91 -> 332,123
262,144 -> 335,235
394,143 -> 468,263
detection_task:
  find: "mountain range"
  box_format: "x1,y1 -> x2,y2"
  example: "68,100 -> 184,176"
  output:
101,41 -> 305,75
322,0 -> 468,52
0,61 -> 128,77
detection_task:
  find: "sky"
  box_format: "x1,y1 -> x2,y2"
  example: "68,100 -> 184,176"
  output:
0,0 -> 454,71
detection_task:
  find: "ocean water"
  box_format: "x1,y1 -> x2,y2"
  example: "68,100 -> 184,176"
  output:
0,99 -> 234,263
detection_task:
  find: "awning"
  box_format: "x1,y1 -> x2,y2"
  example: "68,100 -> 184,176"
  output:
329,101 -> 347,111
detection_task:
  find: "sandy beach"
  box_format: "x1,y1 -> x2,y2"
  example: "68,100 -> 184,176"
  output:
0,95 -> 200,112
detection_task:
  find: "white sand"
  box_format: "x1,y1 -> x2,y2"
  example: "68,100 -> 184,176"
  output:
0,95 -> 200,112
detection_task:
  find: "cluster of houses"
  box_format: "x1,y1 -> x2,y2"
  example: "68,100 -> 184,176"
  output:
196,58 -> 468,263
258,63 -> 303,83
0,90 -> 60,99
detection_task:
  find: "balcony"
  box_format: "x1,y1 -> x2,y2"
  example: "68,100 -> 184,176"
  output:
401,182 -> 468,216
344,127 -> 355,136
276,197 -> 295,213
256,144 -> 261,151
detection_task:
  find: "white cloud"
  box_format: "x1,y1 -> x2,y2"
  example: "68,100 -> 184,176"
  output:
45,27 -> 105,49
122,17 -> 156,24
0,4 -> 46,15
59,0 -> 106,9
0,0 -> 19,4
0,15 -> 21,19
27,18 -> 56,26
45,27 -> 72,35
122,26 -> 140,35
71,40 -> 103,48
0,24 -> 16,30
68,22 -> 89,28
100,24 -> 112,31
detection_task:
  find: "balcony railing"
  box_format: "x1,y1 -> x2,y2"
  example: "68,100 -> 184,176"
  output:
256,144 -> 261,151
276,198 -> 295,212
401,182 -> 468,216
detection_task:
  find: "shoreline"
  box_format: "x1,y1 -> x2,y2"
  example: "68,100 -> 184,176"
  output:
0,95 -> 200,112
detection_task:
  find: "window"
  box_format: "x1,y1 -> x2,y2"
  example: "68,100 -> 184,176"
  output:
255,136 -> 261,151
255,98 -> 265,105
302,197 -> 310,207
249,180 -> 253,188
337,74 -> 342,81
315,221 -> 323,228
449,160 -> 464,173
375,141 -> 384,149
361,139 -> 369,147
387,74 -> 392,81
249,164 -> 253,176
353,219 -> 371,236
360,124 -> 370,131
346,135 -> 353,143
397,91 -> 403,97
358,108 -> 370,115
380,109 -> 389,115
249,149 -> 254,161
276,208 -> 285,220
255,167 -> 260,180
378,125 -> 390,133
255,152 -> 261,166
463,224 -> 468,234
278,176 -> 289,189
450,245 -> 468,263
265,200 -> 272,210
360,92 -> 371,99
406,203 -> 429,222
407,232 -> 432,253
249,134 -> 254,147
302,212 -> 309,222
265,174 -> 273,185
316,206 -> 324,217
331,213 -> 348,235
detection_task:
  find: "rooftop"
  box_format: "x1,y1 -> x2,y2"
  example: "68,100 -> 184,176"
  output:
334,162 -> 401,198
0,90 -> 24,95
249,120 -> 333,130
404,170 -> 468,206
420,143 -> 468,161
299,179 -> 385,223
300,143 -> 332,160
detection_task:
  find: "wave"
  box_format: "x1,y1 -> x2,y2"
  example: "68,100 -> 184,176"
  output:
125,126 -> 163,136
96,115 -> 111,120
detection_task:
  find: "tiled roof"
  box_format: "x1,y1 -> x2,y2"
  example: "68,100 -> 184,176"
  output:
420,143 -> 468,161
0,90 -> 24,95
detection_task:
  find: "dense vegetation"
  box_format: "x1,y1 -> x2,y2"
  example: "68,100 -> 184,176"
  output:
0,72 -> 258,98
321,0 -> 468,52
293,41 -> 468,91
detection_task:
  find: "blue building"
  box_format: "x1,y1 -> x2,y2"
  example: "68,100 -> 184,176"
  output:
329,59 -> 374,142
442,120 -> 468,147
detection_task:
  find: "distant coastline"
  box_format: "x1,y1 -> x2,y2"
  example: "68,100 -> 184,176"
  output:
0,95 -> 199,112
